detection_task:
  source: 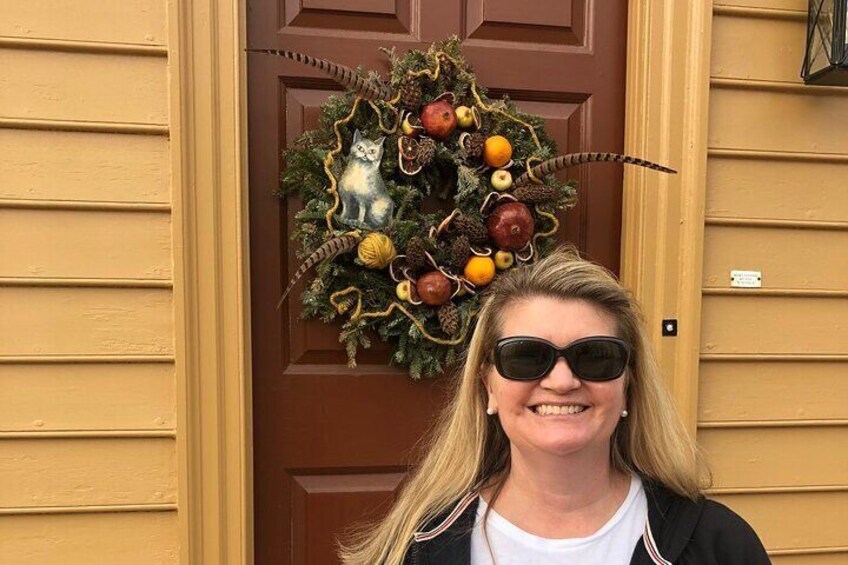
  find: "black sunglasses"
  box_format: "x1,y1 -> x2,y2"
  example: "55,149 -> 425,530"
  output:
493,336 -> 631,382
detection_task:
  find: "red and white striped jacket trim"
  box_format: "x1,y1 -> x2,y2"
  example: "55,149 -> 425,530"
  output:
644,516 -> 673,565
412,491 -> 479,543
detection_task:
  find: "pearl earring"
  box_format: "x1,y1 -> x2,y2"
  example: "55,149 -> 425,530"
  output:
486,407 -> 497,416
621,409 -> 629,418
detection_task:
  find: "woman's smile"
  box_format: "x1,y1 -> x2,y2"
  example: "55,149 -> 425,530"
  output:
529,403 -> 590,416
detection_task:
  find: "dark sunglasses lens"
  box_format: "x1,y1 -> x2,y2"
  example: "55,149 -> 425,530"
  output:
569,340 -> 628,381
498,340 -> 554,380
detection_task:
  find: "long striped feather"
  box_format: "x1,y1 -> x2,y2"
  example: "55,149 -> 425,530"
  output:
248,48 -> 393,102
277,234 -> 362,310
514,152 -> 676,186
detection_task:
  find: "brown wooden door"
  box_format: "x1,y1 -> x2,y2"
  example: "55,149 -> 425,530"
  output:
247,2 -> 628,562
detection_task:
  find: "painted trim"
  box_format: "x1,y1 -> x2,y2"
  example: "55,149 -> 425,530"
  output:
621,0 -> 713,434
0,36 -> 168,56
169,0 -> 254,563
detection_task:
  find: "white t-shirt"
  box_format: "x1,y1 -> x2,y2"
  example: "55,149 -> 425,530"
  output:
470,474 -> 647,565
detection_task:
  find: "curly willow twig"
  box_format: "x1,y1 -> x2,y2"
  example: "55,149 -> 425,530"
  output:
532,206 -> 560,251
406,50 -> 442,80
323,97 -> 362,230
329,286 -> 474,346
525,156 -> 545,183
366,99 -> 402,134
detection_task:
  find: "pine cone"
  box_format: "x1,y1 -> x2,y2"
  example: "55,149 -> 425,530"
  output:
448,235 -> 471,270
513,183 -> 559,204
440,58 -> 456,79
438,302 -> 460,336
416,137 -> 437,167
453,215 -> 488,245
400,76 -> 422,111
463,132 -> 486,159
405,237 -> 430,273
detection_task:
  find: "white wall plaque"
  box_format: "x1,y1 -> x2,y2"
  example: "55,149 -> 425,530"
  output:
730,270 -> 762,288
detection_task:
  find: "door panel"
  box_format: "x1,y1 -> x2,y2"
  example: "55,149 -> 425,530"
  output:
248,1 -> 627,562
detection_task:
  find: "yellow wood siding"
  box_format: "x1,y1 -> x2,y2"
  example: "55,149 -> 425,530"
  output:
0,513 -> 178,565
0,364 -> 175,431
0,1 -> 167,46
0,129 -> 171,203
0,209 -> 172,280
0,0 -> 176,561
703,3 -> 848,561
706,158 -> 848,223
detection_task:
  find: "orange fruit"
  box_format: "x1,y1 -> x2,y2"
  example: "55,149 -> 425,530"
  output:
483,135 -> 513,168
464,256 -> 496,286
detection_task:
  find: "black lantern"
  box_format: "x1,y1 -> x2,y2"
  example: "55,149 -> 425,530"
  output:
802,0 -> 848,85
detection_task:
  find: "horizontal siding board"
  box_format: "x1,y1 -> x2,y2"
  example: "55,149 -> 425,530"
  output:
771,554 -> 848,565
703,225 -> 848,290
0,287 -> 173,356
0,50 -> 167,124
700,427 -> 848,488
700,295 -> 848,354
0,438 -> 176,507
706,158 -> 848,223
0,129 -> 170,204
711,13 -> 805,83
0,511 -> 178,564
0,364 -> 174,432
714,1 -> 805,10
708,89 -> 848,154
712,491 -> 848,551
699,361 -> 848,422
0,209 -> 172,280
0,1 -> 167,46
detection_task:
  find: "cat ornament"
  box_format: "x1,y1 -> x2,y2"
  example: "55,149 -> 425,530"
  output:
337,130 -> 394,230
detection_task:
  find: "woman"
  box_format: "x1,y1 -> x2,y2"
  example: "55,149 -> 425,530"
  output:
340,247 -> 769,564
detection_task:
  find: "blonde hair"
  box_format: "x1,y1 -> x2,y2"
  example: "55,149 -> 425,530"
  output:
339,246 -> 707,564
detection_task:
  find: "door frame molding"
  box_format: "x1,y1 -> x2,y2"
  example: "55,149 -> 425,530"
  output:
621,0 -> 713,435
171,0 -> 713,561
170,0 -> 253,562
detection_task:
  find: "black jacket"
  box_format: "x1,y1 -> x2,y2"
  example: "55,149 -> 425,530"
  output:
404,481 -> 770,564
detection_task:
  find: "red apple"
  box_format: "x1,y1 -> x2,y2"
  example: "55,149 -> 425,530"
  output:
494,250 -> 515,269
420,100 -> 458,140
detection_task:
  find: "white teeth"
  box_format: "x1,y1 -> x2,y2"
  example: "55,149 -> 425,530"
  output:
534,404 -> 587,415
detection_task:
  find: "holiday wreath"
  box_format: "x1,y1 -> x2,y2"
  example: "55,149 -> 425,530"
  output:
253,37 -> 675,379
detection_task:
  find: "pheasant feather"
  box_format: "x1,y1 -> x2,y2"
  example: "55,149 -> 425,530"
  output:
514,152 -> 676,186
249,49 -> 393,102
277,233 -> 362,309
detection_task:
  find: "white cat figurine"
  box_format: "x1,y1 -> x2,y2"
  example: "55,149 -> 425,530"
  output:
337,130 -> 394,230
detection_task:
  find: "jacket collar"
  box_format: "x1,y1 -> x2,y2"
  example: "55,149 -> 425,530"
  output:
410,479 -> 706,565
643,480 -> 705,563
413,491 -> 479,542
412,492 -> 480,564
